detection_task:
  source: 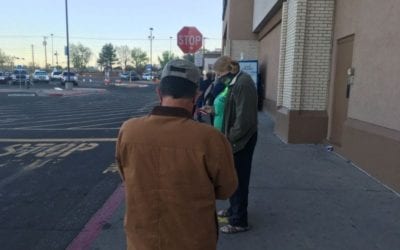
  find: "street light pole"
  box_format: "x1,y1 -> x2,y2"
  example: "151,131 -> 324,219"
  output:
31,44 -> 35,70
55,51 -> 59,66
43,36 -> 48,70
51,33 -> 54,68
65,0 -> 72,89
148,27 -> 154,76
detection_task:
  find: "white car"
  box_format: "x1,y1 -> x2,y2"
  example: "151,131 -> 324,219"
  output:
142,72 -> 153,81
50,71 -> 63,81
32,70 -> 50,83
61,71 -> 79,86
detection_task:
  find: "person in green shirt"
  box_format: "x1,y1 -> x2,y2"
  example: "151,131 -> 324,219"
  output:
200,61 -> 240,132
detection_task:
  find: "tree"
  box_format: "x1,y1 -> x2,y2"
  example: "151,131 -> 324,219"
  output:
116,45 -> 131,71
70,43 -> 92,72
0,49 -> 9,69
182,53 -> 194,63
97,43 -> 118,70
131,48 -> 148,73
158,51 -> 179,69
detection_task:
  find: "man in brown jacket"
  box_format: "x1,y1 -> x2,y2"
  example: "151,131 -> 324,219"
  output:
116,59 -> 238,250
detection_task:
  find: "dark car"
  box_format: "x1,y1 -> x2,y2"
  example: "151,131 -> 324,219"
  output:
61,72 -> 78,86
0,71 -> 6,84
120,71 -> 140,81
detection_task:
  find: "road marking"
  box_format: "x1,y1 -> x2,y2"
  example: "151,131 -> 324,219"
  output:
66,184 -> 125,250
0,138 -> 117,142
103,163 -> 119,174
7,93 -> 36,97
0,158 -> 52,189
0,143 -> 100,158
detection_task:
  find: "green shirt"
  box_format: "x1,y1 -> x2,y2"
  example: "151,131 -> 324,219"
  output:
213,87 -> 228,132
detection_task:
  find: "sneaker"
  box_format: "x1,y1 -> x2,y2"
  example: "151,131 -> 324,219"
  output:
217,209 -> 230,218
220,224 -> 250,234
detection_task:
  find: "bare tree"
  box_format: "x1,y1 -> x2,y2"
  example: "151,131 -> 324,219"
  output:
70,43 -> 92,72
131,48 -> 148,73
0,49 -> 8,68
116,45 -> 131,71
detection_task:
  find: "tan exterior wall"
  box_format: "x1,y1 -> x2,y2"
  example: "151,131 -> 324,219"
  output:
253,0 -> 280,30
259,23 -> 281,106
227,0 -> 258,40
329,0 -> 400,131
328,0 -> 400,193
222,0 -> 259,58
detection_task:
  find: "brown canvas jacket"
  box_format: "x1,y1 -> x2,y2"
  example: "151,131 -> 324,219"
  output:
116,106 -> 238,250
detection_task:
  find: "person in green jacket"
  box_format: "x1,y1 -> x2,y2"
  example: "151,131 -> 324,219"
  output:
200,61 -> 240,132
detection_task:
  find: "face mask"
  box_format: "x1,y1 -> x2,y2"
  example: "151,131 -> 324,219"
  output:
219,72 -> 235,85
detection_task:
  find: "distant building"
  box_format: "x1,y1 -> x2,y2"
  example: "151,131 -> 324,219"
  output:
203,50 -> 221,72
222,0 -> 400,193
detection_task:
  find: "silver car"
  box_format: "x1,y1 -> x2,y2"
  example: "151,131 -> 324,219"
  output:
32,70 -> 50,83
61,71 -> 78,86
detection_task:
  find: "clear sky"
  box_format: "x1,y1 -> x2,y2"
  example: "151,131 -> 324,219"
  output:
0,0 -> 223,68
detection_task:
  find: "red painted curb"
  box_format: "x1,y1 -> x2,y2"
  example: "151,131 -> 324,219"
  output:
66,184 -> 125,250
48,93 -> 64,96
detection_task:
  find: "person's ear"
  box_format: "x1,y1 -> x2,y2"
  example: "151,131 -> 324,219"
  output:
156,87 -> 162,103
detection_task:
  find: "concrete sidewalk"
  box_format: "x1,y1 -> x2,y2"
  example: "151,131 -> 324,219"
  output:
89,112 -> 400,250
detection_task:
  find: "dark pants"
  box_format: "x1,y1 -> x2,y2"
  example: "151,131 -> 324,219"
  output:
228,132 -> 257,227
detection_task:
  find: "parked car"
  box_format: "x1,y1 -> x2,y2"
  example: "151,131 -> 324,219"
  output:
61,71 -> 78,86
0,71 -> 6,84
11,69 -> 30,84
120,71 -> 140,81
50,70 -> 63,81
0,71 -> 13,84
32,70 -> 50,83
142,72 -> 153,81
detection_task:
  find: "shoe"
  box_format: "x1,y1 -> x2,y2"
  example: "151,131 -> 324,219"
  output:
217,209 -> 230,218
220,224 -> 250,234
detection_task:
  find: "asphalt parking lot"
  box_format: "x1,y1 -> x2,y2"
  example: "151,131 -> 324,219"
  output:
0,83 -> 159,249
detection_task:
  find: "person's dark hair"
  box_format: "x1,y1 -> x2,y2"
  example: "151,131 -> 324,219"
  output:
206,72 -> 213,81
159,76 -> 198,99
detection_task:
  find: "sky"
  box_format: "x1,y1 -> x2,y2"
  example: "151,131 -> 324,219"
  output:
0,0 -> 223,68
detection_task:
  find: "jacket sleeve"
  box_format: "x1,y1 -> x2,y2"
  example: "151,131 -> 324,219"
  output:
207,133 -> 238,199
115,125 -> 125,181
227,79 -> 258,144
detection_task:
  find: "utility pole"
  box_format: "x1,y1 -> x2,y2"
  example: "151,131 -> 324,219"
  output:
43,36 -> 48,70
31,44 -> 35,70
169,36 -> 173,59
51,33 -> 54,67
54,51 -> 59,66
148,27 -> 154,76
203,37 -> 207,54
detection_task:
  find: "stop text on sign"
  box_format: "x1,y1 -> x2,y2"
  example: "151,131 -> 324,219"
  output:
178,35 -> 202,46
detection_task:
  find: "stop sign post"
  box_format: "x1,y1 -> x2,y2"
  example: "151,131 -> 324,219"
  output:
177,26 -> 203,54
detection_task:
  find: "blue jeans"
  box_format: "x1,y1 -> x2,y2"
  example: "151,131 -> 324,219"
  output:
228,132 -> 257,227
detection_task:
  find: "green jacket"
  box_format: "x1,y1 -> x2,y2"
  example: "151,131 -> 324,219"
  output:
222,71 -> 258,153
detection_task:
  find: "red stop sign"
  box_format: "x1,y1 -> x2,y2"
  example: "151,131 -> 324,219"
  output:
177,26 -> 203,54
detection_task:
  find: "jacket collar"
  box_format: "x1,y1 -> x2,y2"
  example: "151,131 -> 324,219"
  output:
151,106 -> 192,119
228,71 -> 242,86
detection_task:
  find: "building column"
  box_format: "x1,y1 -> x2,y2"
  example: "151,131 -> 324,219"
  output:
275,0 -> 335,143
277,0 -> 289,107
